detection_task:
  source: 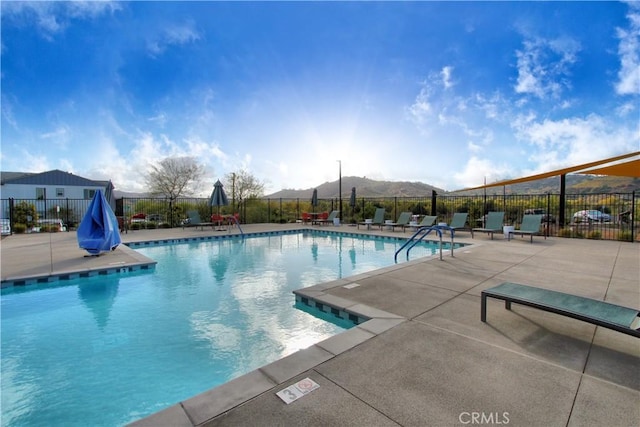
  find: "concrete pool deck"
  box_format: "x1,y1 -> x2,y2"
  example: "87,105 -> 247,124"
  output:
1,224 -> 639,426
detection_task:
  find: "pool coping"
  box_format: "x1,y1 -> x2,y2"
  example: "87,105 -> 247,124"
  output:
0,243 -> 158,288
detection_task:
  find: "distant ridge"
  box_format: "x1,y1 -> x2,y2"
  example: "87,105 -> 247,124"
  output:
112,175 -> 638,199
267,175 -> 638,198
268,176 -> 444,198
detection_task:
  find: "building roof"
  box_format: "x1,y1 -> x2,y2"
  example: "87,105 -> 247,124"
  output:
1,169 -> 107,187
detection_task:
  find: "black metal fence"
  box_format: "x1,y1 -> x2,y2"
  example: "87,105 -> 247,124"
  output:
2,190 -> 637,241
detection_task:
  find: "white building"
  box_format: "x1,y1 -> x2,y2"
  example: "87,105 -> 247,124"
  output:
1,169 -> 115,222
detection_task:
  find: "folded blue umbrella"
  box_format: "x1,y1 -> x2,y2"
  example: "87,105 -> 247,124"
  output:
77,189 -> 122,255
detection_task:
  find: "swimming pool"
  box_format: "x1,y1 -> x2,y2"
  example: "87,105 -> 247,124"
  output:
1,230 -> 459,426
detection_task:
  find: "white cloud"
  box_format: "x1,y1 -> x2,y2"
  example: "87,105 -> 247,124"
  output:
1,1 -> 120,39
514,36 -> 580,99
615,4 -> 640,95
452,156 -> 512,188
406,84 -> 432,125
441,66 -> 455,89
512,113 -> 639,171
146,20 -> 201,57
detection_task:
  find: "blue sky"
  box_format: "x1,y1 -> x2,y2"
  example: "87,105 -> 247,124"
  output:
1,1 -> 638,195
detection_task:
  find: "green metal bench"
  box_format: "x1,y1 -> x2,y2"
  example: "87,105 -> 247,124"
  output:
481,282 -> 640,338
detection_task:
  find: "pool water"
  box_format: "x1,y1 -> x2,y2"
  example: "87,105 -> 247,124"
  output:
1,231 -> 456,426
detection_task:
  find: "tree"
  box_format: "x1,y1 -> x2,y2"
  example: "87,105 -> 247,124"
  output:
145,156 -> 205,201
225,170 -> 265,212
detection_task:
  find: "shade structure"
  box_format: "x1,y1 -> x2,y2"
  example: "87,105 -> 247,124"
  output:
455,151 -> 640,191
210,180 -> 229,215
311,188 -> 318,208
577,159 -> 640,178
77,189 -> 122,255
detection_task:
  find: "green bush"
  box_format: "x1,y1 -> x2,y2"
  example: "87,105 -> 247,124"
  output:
130,223 -> 142,230
13,223 -> 27,233
587,231 -> 601,240
145,222 -> 157,229
617,230 -> 633,242
558,228 -> 573,238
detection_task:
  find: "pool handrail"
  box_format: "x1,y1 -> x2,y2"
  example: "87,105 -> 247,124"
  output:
394,225 -> 455,262
228,215 -> 245,237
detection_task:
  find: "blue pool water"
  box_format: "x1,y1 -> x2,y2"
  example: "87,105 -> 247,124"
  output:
1,231 -> 458,426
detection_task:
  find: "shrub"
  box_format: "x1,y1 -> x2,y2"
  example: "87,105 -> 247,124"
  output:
145,222 -> 157,229
587,231 -> 601,240
617,230 -> 633,242
558,228 -> 573,238
130,223 -> 142,230
13,223 -> 27,233
159,222 -> 171,229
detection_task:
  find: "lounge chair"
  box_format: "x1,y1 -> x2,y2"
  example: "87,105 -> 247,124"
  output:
407,215 -> 437,231
301,212 -> 311,224
182,210 -> 213,230
510,214 -> 544,243
471,211 -> 504,239
481,282 -> 640,338
358,207 -> 385,230
386,211 -> 413,231
448,212 -> 470,233
316,210 -> 339,226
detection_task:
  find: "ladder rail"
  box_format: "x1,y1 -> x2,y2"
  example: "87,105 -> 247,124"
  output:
394,225 -> 456,263
228,215 -> 245,237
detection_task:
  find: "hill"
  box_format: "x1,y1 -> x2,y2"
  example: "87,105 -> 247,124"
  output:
267,176 -> 444,198
458,175 -> 640,196
267,175 -> 639,198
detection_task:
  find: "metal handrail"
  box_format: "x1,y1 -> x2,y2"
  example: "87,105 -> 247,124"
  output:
228,215 -> 245,237
394,225 -> 456,263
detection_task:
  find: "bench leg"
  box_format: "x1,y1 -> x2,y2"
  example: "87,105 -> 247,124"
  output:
505,301 -> 511,310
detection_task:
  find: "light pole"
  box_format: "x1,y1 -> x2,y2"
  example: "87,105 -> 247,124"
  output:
337,160 -> 342,221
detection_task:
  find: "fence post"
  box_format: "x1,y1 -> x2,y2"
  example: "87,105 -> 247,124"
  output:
170,199 -> 174,228
65,198 -> 70,231
632,190 -> 636,242
9,198 -> 14,233
431,190 -> 437,217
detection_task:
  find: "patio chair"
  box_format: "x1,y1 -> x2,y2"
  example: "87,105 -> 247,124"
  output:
510,214 -> 544,243
312,211 -> 329,225
358,207 -> 386,230
418,215 -> 437,227
471,211 -> 504,240
405,215 -> 436,232
386,211 -> 413,231
448,213 -> 470,232
182,210 -> 213,230
481,282 -> 640,338
316,210 -> 339,226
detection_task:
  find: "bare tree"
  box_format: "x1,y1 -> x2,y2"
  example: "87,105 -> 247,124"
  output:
145,156 -> 206,201
225,169 -> 265,209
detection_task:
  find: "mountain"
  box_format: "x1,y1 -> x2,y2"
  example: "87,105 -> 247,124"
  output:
267,176 -> 445,198
458,175 -> 640,195
267,175 -> 639,198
